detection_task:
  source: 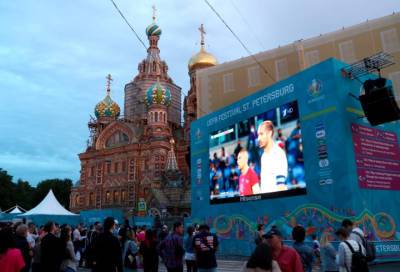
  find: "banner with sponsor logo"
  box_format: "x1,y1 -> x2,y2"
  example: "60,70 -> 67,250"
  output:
190,58 -> 400,260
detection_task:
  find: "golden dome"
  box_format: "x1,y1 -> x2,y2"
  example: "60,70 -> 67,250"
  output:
188,48 -> 218,70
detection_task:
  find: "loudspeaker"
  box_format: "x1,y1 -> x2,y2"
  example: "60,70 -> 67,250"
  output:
359,86 -> 400,126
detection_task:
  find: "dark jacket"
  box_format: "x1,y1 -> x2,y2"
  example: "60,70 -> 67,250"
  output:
92,231 -> 123,272
41,233 -> 63,272
15,235 -> 31,272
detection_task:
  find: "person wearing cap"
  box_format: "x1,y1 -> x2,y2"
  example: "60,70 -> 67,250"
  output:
263,228 -> 303,272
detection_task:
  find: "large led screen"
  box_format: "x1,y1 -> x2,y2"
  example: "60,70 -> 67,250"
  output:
209,100 -> 306,204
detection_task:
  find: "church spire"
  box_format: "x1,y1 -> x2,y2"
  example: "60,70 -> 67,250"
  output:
199,24 -> 206,50
106,74 -> 113,95
166,138 -> 178,171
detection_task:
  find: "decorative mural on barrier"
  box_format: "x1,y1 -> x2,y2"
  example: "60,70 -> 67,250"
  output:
192,203 -> 397,242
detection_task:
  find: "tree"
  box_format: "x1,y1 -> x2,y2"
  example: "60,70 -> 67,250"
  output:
34,179 -> 73,209
0,169 -> 17,211
14,179 -> 35,210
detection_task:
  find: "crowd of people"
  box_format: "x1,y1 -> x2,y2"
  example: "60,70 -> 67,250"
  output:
0,217 -> 373,272
251,219 -> 373,272
209,120 -> 305,198
0,218 -> 219,272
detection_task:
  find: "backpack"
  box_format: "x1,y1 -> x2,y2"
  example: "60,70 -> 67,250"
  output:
352,231 -> 376,262
343,241 -> 369,272
124,241 -> 137,269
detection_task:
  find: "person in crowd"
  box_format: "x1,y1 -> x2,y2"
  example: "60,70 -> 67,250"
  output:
159,224 -> 169,241
31,228 -> 46,272
159,221 -> 185,272
255,224 -> 265,245
257,121 -> 288,193
184,226 -> 197,272
92,217 -> 123,272
41,221 -> 64,272
311,234 -> 320,258
335,227 -> 366,272
85,222 -> 102,269
245,243 -> 281,272
193,224 -> 219,272
319,231 -> 338,272
123,229 -> 139,272
139,229 -> 159,272
341,219 -> 365,246
14,224 -> 31,272
263,227 -> 303,272
237,149 -> 260,196
0,227 -> 25,272
137,226 -> 147,243
26,223 -> 38,249
73,224 -> 83,264
291,226 -> 313,272
60,225 -> 79,272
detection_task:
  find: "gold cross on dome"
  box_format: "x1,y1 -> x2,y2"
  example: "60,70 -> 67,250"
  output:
152,5 -> 157,22
106,74 -> 113,93
199,24 -> 206,47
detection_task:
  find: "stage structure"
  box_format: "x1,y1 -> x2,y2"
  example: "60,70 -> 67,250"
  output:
190,58 -> 400,262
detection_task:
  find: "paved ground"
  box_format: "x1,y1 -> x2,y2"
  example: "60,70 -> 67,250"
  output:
78,259 -> 400,271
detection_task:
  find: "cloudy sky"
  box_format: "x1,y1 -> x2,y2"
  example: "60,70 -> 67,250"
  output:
0,0 -> 398,185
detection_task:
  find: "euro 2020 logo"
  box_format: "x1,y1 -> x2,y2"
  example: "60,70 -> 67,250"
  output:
308,79 -> 323,97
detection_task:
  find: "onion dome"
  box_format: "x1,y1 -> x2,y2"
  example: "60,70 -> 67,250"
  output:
146,22 -> 162,37
188,48 -> 218,70
145,79 -> 171,106
94,74 -> 121,119
188,24 -> 217,70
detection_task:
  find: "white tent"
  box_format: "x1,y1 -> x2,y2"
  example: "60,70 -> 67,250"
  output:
22,189 -> 77,216
9,206 -> 23,214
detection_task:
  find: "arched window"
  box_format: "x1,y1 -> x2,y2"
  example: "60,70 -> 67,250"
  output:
121,190 -> 127,201
153,61 -> 156,72
155,112 -> 158,122
106,131 -> 129,148
75,194 -> 80,206
113,191 -> 119,203
106,191 -> 111,203
89,192 -> 95,206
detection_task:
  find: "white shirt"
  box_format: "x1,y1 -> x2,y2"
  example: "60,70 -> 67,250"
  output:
349,227 -> 365,246
73,228 -> 81,242
260,143 -> 288,193
337,239 -> 365,272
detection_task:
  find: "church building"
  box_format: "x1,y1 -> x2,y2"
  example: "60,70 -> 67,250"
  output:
70,12 -> 217,218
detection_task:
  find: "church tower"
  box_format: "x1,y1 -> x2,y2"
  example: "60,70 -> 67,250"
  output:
124,7 -> 182,128
184,24 -> 218,141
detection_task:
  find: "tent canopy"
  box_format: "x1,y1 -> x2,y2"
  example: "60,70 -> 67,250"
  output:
22,190 -> 77,216
9,206 -> 23,214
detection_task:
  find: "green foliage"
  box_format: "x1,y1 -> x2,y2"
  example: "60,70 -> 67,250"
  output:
0,168 -> 73,211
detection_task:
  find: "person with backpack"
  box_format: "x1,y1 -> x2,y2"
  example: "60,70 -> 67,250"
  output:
123,229 -> 138,271
291,226 -> 314,272
341,219 -> 375,262
335,227 -> 368,272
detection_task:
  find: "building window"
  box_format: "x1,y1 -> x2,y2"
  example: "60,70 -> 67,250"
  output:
90,166 -> 94,177
75,195 -> 80,206
121,190 -> 127,201
247,66 -> 260,87
106,191 -> 111,203
89,192 -> 94,206
114,162 -> 119,173
106,131 -> 129,148
155,112 -> 158,122
122,161 -> 126,172
223,73 -> 234,93
381,28 -> 400,53
305,50 -> 320,67
113,191 -> 119,203
339,40 -> 356,63
106,163 -> 111,174
389,71 -> 400,100
275,58 -> 289,81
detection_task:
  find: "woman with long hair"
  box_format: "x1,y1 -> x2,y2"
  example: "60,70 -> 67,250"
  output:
60,225 -> 79,272
184,226 -> 197,272
245,243 -> 281,272
0,227 -> 25,272
123,229 -> 139,272
319,231 -> 338,272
